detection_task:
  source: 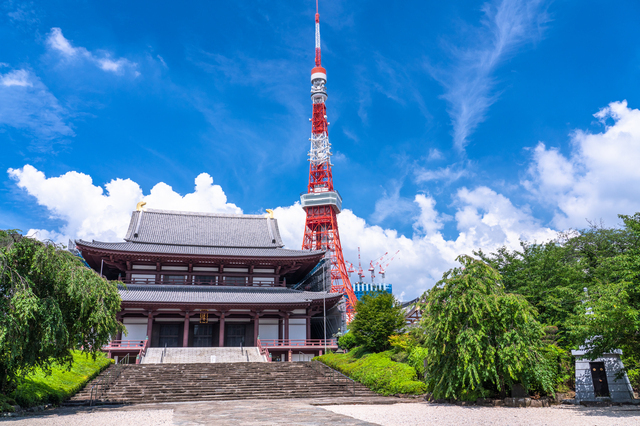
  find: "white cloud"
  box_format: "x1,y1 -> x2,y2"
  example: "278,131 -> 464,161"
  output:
0,68 -> 73,140
429,0 -> 548,152
427,148 -> 444,161
370,183 -> 417,224
46,27 -> 138,76
47,27 -> 76,56
9,164 -> 555,299
415,163 -> 469,183
278,188 -> 554,299
524,100 -> 640,228
1,69 -> 32,87
7,165 -> 240,244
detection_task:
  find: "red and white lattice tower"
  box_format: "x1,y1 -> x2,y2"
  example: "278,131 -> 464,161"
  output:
301,2 -> 357,322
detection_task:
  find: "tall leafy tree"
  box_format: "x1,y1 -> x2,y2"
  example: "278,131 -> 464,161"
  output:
349,291 -> 405,353
419,255 -> 554,399
570,213 -> 640,361
0,231 -> 123,393
476,241 -> 585,334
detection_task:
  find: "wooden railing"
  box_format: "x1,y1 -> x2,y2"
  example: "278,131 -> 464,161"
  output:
258,338 -> 338,348
257,338 -> 271,362
118,278 -> 283,287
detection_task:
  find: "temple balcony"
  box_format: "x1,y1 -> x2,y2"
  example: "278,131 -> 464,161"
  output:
118,277 -> 285,287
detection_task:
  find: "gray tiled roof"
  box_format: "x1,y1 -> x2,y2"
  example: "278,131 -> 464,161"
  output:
77,240 -> 323,258
124,209 -> 284,248
118,284 -> 342,305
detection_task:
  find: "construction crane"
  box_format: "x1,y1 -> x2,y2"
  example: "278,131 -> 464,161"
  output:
378,250 -> 399,282
357,247 -> 365,283
345,260 -> 355,278
368,252 -> 388,283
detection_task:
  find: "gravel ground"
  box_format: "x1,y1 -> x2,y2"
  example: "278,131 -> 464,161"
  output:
1,409 -> 174,426
323,403 -> 640,426
4,400 -> 640,425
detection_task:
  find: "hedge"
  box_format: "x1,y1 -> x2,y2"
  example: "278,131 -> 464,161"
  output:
315,348 -> 426,395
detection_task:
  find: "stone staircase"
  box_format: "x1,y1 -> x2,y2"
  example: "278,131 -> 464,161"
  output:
141,347 -> 265,364
67,362 -> 376,405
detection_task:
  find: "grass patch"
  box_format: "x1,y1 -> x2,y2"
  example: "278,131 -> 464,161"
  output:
8,351 -> 113,408
315,347 -> 427,395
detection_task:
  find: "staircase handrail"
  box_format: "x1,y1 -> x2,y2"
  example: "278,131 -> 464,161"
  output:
256,338 -> 271,362
89,353 -> 129,406
137,339 -> 149,364
160,343 -> 167,364
309,359 -> 355,396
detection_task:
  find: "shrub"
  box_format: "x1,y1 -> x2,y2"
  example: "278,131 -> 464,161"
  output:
316,348 -> 426,395
350,292 -> 405,352
338,332 -> 357,351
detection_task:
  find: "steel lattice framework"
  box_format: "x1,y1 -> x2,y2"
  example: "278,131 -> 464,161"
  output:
301,5 -> 357,322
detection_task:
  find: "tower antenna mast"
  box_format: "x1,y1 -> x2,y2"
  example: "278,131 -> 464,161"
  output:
301,1 -> 357,322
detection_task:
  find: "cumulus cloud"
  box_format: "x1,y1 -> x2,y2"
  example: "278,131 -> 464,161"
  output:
276,187 -> 554,299
429,0 -> 549,152
9,164 -> 554,299
0,68 -> 73,140
7,165 -> 240,244
46,28 -> 138,76
524,100 -> 640,228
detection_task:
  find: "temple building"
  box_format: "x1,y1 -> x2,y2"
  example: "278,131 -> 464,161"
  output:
76,207 -> 342,362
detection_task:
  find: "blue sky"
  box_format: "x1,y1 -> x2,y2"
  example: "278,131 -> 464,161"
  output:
2,0 -> 640,299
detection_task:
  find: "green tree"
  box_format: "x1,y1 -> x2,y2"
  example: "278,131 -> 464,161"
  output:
570,213 -> 640,362
476,241 -> 585,335
419,255 -> 554,400
349,291 -> 405,353
0,231 -> 124,393
338,332 -> 357,351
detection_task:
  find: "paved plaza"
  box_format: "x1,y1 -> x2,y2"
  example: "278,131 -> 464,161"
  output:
2,398 -> 640,425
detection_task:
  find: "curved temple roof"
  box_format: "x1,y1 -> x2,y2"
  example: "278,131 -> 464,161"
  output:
124,209 -> 285,248
76,240 -> 323,259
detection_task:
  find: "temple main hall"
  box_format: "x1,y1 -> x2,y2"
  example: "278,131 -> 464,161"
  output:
76,207 -> 342,363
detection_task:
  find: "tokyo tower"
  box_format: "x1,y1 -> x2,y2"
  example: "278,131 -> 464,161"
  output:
300,1 -> 357,321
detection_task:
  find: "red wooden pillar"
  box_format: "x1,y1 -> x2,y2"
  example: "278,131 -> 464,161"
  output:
146,311 -> 154,341
284,313 -> 290,344
278,318 -> 283,340
218,313 -> 225,347
253,313 -> 260,346
183,311 -> 190,348
306,316 -> 311,340
284,313 -> 289,345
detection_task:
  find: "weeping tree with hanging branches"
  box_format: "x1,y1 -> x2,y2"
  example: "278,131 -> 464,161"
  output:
0,230 -> 123,393
418,255 -> 554,400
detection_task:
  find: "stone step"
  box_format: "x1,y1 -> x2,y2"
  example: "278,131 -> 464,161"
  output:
141,347 -> 266,364
70,361 -> 378,404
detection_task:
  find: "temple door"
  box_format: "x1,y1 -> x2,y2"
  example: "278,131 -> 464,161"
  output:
158,324 -> 181,348
193,324 -> 213,347
225,324 -> 246,347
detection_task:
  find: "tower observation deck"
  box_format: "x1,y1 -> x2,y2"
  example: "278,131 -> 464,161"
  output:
301,3 -> 357,322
